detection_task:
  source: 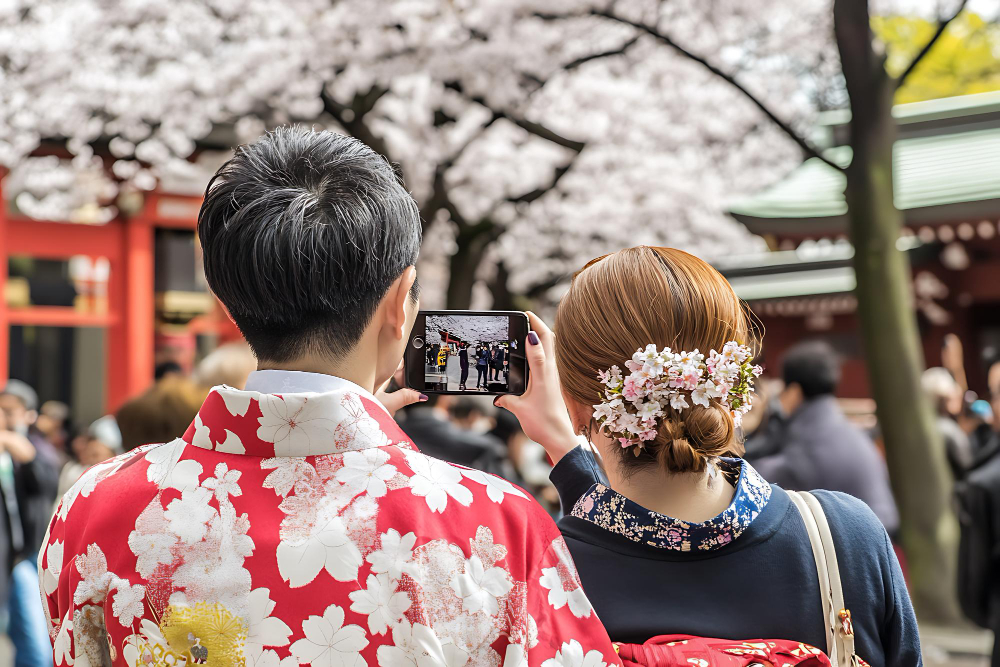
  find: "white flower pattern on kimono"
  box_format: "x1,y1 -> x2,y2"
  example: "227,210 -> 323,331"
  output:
73,544 -> 113,605
110,579 -> 146,627
163,486 -> 215,544
52,612 -> 73,666
276,495 -> 363,587
246,588 -> 293,664
449,554 -> 513,616
258,394 -> 337,457
203,462 -> 243,502
336,448 -> 397,499
348,573 -> 411,635
459,468 -> 528,504
290,603 -> 368,667
375,620 -> 469,667
539,537 -> 593,619
403,450 -> 472,513
541,640 -> 609,667
366,529 -> 416,580
145,439 -> 203,492
41,538 -> 63,597
261,457 -> 315,497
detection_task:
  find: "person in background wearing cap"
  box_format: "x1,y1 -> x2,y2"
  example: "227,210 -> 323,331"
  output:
0,380 -> 59,667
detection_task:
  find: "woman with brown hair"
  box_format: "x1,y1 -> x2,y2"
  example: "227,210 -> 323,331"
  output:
497,246 -> 920,666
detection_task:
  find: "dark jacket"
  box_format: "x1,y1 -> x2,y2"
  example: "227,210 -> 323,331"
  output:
19,432 -> 61,554
459,348 -> 469,370
476,350 -> 488,368
399,407 -> 507,469
550,446 -> 921,667
491,348 -> 505,369
750,395 -> 899,536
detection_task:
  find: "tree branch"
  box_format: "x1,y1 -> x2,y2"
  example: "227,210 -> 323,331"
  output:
508,151 -> 581,205
575,10 -> 844,172
895,0 -> 969,88
563,35 -> 640,71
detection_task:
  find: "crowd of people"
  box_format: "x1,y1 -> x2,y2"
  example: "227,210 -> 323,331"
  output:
425,340 -> 509,390
15,127 -> 1000,666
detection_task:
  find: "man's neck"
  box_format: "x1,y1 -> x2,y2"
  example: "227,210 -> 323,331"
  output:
257,348 -> 377,394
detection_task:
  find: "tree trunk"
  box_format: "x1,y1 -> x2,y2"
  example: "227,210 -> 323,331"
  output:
445,220 -> 498,309
834,0 -> 961,623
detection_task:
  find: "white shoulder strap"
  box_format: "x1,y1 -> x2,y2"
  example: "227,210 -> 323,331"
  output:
787,490 -> 857,667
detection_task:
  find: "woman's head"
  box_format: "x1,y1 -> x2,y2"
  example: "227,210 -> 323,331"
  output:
555,246 -> 756,475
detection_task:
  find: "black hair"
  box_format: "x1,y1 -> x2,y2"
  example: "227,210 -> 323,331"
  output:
154,361 -> 183,381
782,340 -> 841,399
198,126 -> 422,362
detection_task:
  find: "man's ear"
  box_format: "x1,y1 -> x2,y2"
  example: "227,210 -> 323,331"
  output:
385,266 -> 418,340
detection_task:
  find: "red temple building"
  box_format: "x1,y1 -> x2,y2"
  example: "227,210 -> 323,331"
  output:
721,91 -> 1000,399
0,153 -> 239,426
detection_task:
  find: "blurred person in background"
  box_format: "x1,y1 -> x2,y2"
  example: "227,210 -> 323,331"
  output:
922,367 -> 974,479
751,341 -> 900,537
962,396 -> 994,457
448,396 -> 493,433
34,401 -> 70,457
192,341 -> 257,390
401,393 -> 507,469
153,360 -> 184,382
115,375 -> 206,451
56,416 -> 123,502
739,377 -> 786,460
0,380 -> 57,667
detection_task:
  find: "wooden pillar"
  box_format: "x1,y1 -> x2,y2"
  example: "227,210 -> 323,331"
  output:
106,207 -> 155,412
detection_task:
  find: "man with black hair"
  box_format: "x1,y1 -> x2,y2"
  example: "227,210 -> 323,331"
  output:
40,127 -> 618,666
752,340 -> 900,535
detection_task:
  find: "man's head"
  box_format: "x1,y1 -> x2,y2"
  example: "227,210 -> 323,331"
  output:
199,127 -> 422,387
780,340 -> 841,415
0,379 -> 39,435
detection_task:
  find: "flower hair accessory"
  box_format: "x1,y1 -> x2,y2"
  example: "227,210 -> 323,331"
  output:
593,341 -> 763,451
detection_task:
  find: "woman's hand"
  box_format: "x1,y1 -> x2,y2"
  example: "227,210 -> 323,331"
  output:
495,312 -> 579,465
377,361 -> 427,417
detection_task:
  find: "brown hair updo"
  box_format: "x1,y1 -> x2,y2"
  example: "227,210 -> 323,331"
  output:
555,246 -> 756,475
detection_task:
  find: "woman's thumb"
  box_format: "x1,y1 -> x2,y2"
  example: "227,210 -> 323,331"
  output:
379,388 -> 428,417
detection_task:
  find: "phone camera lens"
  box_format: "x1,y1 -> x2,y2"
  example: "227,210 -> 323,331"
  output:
412,337 -> 424,349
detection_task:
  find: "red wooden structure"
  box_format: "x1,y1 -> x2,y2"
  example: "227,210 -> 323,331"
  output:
1,184 -> 235,413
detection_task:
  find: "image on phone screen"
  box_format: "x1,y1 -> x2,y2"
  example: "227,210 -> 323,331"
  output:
406,311 -> 528,396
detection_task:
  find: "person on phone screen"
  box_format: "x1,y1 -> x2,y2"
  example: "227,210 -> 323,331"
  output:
477,345 -> 489,389
458,343 -> 470,391
495,247 -> 920,666
39,127 -> 619,667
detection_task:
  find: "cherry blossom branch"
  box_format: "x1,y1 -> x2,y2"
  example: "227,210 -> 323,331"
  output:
539,10 -> 844,172
562,35 -> 640,71
895,0 -> 968,88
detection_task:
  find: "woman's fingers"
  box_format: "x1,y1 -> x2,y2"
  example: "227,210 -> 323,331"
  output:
525,311 -> 555,355
378,387 -> 428,417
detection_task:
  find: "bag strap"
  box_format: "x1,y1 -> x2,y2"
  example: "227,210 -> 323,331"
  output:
787,490 -> 857,667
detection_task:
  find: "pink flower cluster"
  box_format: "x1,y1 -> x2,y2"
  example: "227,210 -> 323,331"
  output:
593,342 -> 763,449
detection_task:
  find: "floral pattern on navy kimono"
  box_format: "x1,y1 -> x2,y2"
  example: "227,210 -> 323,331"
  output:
569,458 -> 771,551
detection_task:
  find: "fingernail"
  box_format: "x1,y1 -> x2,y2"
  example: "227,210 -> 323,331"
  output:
493,397 -> 501,406
419,394 -> 429,402
528,331 -> 540,346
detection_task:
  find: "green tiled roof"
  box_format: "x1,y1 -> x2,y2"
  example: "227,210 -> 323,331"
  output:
729,127 -> 1000,225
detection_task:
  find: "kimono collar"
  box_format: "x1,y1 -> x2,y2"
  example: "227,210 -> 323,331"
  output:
569,458 -> 771,552
182,372 -> 415,458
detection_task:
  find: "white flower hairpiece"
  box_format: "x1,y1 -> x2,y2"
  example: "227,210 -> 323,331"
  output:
593,341 -> 763,451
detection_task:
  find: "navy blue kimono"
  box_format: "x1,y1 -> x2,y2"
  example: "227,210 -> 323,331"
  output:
549,446 -> 921,667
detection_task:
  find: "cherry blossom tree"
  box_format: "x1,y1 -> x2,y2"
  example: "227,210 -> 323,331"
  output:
1,0 -> 791,311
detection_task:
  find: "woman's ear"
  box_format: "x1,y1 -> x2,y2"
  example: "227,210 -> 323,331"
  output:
562,391 -> 593,434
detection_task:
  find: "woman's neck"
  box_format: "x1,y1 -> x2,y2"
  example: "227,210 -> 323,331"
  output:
604,458 -> 736,523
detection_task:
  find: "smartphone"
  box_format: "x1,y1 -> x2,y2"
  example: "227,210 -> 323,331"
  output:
405,310 -> 529,396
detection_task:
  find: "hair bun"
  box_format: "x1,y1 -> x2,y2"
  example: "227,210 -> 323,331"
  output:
652,404 -> 736,474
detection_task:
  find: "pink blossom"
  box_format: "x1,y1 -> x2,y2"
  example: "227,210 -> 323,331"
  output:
639,430 -> 657,441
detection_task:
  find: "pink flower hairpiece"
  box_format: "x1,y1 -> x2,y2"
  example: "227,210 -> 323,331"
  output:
592,341 -> 763,451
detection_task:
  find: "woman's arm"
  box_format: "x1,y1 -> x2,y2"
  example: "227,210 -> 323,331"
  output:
495,312 -> 579,465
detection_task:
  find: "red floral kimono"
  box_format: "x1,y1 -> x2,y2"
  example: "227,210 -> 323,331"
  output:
39,379 -> 621,667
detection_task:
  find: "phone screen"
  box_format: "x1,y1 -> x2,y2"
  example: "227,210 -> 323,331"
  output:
405,310 -> 529,396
